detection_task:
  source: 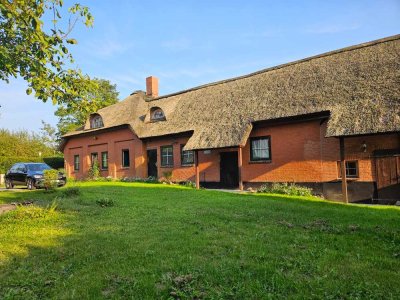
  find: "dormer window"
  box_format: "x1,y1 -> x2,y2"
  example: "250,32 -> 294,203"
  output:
150,107 -> 166,122
91,115 -> 104,129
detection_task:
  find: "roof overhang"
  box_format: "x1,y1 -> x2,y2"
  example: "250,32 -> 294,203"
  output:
252,111 -> 331,128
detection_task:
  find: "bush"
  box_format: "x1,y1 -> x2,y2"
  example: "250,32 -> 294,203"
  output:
11,201 -> 58,220
257,182 -> 313,197
179,181 -> 196,188
96,197 -> 114,207
60,187 -> 81,197
120,177 -> 159,183
43,169 -> 59,190
89,176 -> 115,182
87,160 -> 100,180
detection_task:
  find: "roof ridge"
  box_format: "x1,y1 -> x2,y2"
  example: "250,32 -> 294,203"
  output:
148,34 -> 400,102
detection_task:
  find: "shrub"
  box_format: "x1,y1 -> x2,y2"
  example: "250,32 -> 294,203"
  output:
87,160 -> 100,180
60,187 -> 81,197
179,181 -> 196,188
257,182 -> 312,197
12,201 -> 58,219
43,169 -> 59,190
96,197 -> 114,207
90,176 -> 115,182
120,177 -> 159,183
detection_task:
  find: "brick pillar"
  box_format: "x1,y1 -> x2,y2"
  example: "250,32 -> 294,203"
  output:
340,137 -> 348,203
238,146 -> 243,191
195,150 -> 200,189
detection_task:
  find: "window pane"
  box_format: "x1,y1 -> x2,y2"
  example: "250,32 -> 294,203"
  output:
74,155 -> 80,171
102,152 -> 108,170
251,137 -> 270,160
346,161 -> 358,177
122,150 -> 130,167
161,146 -> 173,166
338,161 -> 359,178
181,145 -> 194,165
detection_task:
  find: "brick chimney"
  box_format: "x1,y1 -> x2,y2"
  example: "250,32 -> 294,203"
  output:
146,76 -> 159,98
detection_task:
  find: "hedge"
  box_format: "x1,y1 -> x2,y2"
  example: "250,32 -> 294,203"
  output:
0,156 -> 64,173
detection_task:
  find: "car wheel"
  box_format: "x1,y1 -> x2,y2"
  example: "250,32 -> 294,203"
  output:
27,178 -> 36,190
5,179 -> 13,189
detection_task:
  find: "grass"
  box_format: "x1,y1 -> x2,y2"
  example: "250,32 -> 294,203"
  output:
0,182 -> 399,299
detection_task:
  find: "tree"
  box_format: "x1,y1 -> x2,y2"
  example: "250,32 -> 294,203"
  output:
0,0 -> 94,104
39,120 -> 59,151
55,78 -> 119,135
0,128 -> 54,158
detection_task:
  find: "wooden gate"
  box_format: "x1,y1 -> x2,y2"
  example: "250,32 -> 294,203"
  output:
375,156 -> 400,189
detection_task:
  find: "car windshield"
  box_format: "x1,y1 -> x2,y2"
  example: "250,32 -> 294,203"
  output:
27,164 -> 52,172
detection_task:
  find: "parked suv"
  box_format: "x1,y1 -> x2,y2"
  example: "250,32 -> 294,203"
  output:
5,163 -> 66,190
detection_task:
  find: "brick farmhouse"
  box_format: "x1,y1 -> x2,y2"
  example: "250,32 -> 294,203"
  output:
61,35 -> 400,203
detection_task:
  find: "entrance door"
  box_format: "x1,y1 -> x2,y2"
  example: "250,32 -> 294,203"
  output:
220,152 -> 239,188
147,149 -> 158,178
374,148 -> 400,200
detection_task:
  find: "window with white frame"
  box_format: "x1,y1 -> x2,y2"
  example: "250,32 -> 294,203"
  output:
337,161 -> 359,178
161,145 -> 173,167
181,145 -> 194,165
250,136 -> 271,162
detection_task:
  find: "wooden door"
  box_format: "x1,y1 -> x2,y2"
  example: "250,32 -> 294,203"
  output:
376,156 -> 400,189
147,149 -> 158,178
220,152 -> 239,188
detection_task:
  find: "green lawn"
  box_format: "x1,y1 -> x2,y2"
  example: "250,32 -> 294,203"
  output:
0,182 -> 399,299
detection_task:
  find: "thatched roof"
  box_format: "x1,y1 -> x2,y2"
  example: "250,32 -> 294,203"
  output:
63,35 -> 400,150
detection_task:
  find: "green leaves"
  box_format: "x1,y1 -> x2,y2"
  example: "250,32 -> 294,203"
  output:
66,38 -> 78,44
0,0 -> 94,105
55,78 -> 119,135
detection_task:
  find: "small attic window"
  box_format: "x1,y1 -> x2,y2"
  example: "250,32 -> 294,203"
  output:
91,115 -> 104,129
150,107 -> 166,121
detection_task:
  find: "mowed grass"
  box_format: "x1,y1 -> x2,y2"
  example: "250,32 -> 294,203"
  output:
0,182 -> 399,299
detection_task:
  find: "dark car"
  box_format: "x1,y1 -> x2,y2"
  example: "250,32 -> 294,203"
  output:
5,163 -> 66,190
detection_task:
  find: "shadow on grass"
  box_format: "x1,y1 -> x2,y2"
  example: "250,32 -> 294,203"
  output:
0,182 -> 399,298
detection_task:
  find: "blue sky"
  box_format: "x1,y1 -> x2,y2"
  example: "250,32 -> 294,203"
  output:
0,0 -> 399,132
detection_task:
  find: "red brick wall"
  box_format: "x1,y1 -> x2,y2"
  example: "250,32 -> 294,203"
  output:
64,128 -> 145,179
243,121 -> 399,183
145,136 -> 195,181
64,122 -> 400,184
242,120 -> 324,182
342,133 -> 400,182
